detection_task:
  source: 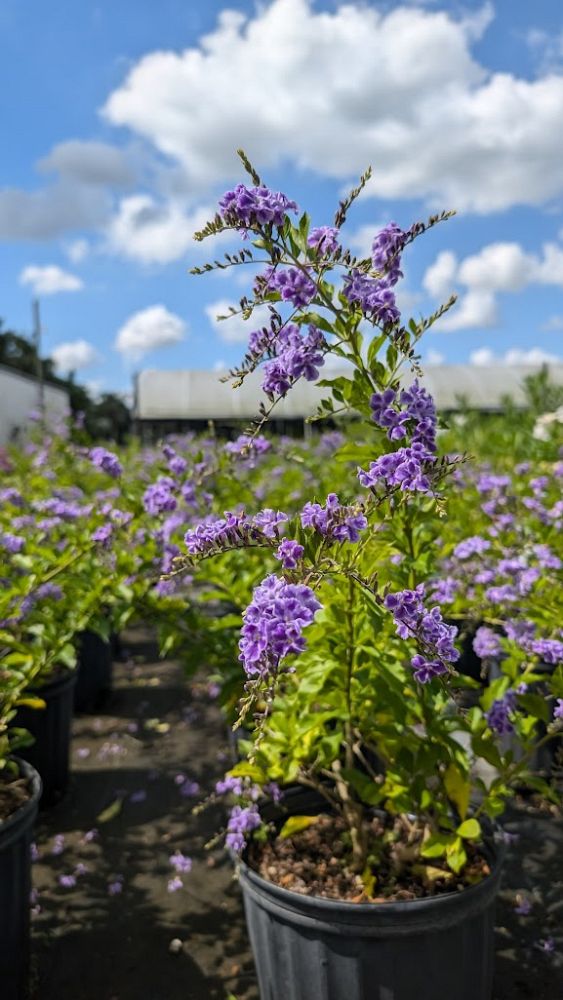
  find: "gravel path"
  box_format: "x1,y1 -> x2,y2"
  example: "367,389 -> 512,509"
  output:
28,628 -> 562,1000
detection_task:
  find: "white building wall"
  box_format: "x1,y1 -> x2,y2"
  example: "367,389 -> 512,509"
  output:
0,366 -> 70,445
136,365 -> 563,421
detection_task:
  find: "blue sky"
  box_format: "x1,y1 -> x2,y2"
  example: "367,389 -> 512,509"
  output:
1,0 -> 562,395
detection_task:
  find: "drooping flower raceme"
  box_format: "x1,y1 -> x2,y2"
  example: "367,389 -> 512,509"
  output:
384,585 -> 459,682
89,447 -> 123,479
225,804 -> 261,853
261,324 -> 326,400
307,226 -> 340,255
261,266 -> 316,308
300,493 -> 367,543
486,691 -> 517,735
370,381 -> 437,453
358,443 -> 433,494
473,626 -> 502,660
239,574 -> 322,680
184,509 -> 287,558
219,184 -> 298,231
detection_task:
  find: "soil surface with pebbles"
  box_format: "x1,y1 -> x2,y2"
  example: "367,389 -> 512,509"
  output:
28,626 -> 562,1000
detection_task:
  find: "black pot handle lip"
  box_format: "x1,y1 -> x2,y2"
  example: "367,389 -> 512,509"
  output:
0,759 -> 42,847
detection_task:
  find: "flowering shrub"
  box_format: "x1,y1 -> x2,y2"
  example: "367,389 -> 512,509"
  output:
179,153 -> 562,883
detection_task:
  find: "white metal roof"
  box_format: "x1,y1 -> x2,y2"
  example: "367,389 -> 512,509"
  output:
135,365 -> 563,421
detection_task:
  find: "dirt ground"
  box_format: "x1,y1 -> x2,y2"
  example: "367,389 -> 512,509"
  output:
29,628 -> 562,1000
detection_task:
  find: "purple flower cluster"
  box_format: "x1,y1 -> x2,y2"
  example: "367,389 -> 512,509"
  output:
370,381 -> 437,453
162,443 -> 188,476
89,447 -> 123,479
239,574 -> 321,679
275,538 -> 304,568
185,508 -> 286,558
224,434 -> 271,459
371,222 -> 407,283
453,536 -> 491,560
554,698 -> 563,720
301,493 -> 367,543
384,585 -> 459,682
225,803 -> 261,853
307,226 -> 340,254
473,626 -> 502,660
0,532 -> 24,553
343,271 -> 400,326
143,477 -> 177,515
486,690 -> 517,735
219,184 -> 297,230
261,324 -> 326,399
262,266 -> 316,308
358,442 -> 432,494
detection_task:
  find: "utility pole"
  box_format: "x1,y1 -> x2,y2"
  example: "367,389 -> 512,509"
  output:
32,298 -> 45,422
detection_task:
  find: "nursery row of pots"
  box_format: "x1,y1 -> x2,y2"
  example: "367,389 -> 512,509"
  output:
0,632 -> 113,1000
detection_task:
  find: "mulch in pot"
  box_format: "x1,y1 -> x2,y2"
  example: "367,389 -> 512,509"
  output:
248,812 -> 490,903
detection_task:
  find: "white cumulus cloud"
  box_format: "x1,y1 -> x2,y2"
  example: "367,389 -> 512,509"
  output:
470,346 -> 560,366
19,264 -> 83,295
101,0 -> 563,213
115,305 -> 186,360
106,194 -> 219,264
439,289 -> 498,332
52,339 -> 100,373
424,239 -> 563,330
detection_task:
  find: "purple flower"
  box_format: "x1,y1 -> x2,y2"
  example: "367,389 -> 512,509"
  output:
371,222 -> 407,284
239,574 -> 321,679
0,532 -> 24,553
108,877 -> 124,896
358,443 -> 433,494
453,536 -> 491,560
554,698 -> 563,720
92,523 -> 114,547
343,271 -> 400,325
30,842 -> 39,862
169,851 -> 192,875
301,493 -> 367,543
167,876 -> 183,893
219,184 -> 298,230
52,834 -> 65,855
143,477 -> 177,515
530,638 -> 563,664
252,509 -> 288,539
486,691 -> 517,735
225,803 -> 261,853
473,627 -> 502,660
275,539 -> 304,569
262,266 -> 316,308
514,896 -> 532,916
384,586 -> 459,680
261,324 -> 326,400
307,226 -> 340,254
370,381 -> 437,453
90,447 -> 122,479
215,775 -> 244,796
535,937 -> 555,954
58,874 -> 77,889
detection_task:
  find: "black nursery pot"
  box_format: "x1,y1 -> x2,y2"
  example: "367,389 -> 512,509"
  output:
239,793 -> 505,1000
15,670 -> 76,807
74,629 -> 113,712
0,759 -> 41,1000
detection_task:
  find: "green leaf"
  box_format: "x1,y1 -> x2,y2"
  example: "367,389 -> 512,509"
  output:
279,815 -> 320,840
445,836 -> 467,875
97,797 -> 123,824
420,833 -> 452,859
517,693 -> 550,723
15,696 -> 46,710
444,764 -> 470,820
457,818 -> 481,840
